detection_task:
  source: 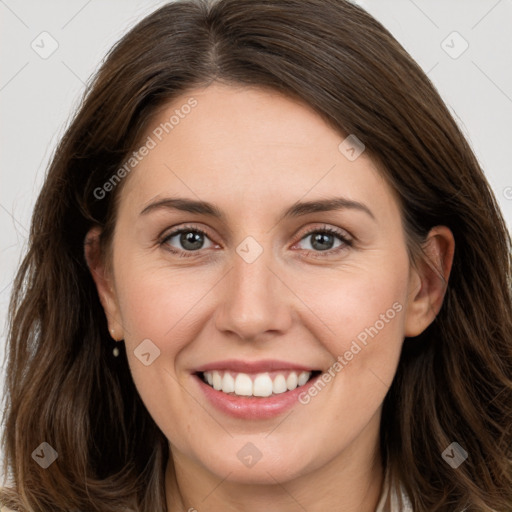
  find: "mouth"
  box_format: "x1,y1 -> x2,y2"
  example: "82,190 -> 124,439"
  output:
192,360 -> 325,419
196,369 -> 323,398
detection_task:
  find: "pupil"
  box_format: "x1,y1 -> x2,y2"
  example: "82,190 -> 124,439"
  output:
312,233 -> 333,251
181,231 -> 203,250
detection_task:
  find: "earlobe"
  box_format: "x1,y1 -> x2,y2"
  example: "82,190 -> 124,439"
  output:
84,226 -> 123,339
404,226 -> 455,337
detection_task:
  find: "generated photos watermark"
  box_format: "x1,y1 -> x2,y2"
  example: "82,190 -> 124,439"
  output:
298,301 -> 403,405
93,97 -> 197,200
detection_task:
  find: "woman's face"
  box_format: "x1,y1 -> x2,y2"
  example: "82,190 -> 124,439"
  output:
95,83 -> 428,484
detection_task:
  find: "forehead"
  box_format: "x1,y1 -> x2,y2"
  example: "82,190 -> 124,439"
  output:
119,83 -> 400,224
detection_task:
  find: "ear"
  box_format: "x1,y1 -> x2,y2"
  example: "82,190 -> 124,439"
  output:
84,226 -> 124,340
404,226 -> 455,337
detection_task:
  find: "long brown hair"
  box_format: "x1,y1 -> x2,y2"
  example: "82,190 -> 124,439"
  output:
2,0 -> 511,510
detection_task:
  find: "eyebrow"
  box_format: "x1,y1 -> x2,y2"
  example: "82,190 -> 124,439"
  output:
139,196 -> 375,221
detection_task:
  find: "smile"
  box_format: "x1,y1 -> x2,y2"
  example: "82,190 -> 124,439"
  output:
200,369 -> 321,397
192,359 -> 324,419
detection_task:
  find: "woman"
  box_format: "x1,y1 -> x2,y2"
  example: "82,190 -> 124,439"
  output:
1,0 -> 511,511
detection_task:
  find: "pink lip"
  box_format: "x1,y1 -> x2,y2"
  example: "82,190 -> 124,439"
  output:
192,371 -> 322,420
193,359 -> 316,374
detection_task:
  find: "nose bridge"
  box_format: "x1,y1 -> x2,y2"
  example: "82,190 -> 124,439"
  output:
214,238 -> 291,340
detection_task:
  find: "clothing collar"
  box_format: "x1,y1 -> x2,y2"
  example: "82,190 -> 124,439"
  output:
375,466 -> 413,512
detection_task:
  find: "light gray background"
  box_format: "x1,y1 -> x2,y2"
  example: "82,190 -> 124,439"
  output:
1,0 -> 512,478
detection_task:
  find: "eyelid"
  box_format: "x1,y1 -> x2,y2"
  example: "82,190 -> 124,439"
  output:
293,223 -> 353,244
159,224 -> 219,248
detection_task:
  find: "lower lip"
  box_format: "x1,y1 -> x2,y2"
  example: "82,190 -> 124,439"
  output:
193,373 -> 321,420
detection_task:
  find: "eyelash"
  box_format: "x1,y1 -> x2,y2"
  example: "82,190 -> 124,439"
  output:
159,224 -> 353,259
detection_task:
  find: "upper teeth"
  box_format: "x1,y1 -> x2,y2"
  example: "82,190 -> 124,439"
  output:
203,370 -> 312,397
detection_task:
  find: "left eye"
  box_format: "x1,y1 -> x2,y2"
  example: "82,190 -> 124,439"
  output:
294,228 -> 351,253
161,228 -> 214,254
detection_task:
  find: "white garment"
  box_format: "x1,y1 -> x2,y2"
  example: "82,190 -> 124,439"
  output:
375,467 -> 413,512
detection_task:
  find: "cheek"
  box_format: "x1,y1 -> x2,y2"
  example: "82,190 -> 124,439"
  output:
113,254 -> 208,349
292,257 -> 409,414
293,261 -> 409,353
112,260 -> 208,447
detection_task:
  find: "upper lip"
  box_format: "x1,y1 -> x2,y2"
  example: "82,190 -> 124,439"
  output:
194,359 -> 318,374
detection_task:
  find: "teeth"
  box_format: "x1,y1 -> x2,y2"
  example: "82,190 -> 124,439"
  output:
222,372 -> 235,393
272,374 -> 287,394
253,374 -> 273,397
286,372 -> 298,390
234,373 -> 253,396
202,370 -> 313,397
298,371 -> 310,386
212,371 -> 222,390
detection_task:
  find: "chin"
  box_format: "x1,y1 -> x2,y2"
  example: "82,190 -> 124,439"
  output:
200,447 -> 314,485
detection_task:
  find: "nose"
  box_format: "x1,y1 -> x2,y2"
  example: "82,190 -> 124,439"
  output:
214,245 -> 293,341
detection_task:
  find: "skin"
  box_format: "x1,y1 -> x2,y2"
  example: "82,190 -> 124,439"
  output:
86,82 -> 454,512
